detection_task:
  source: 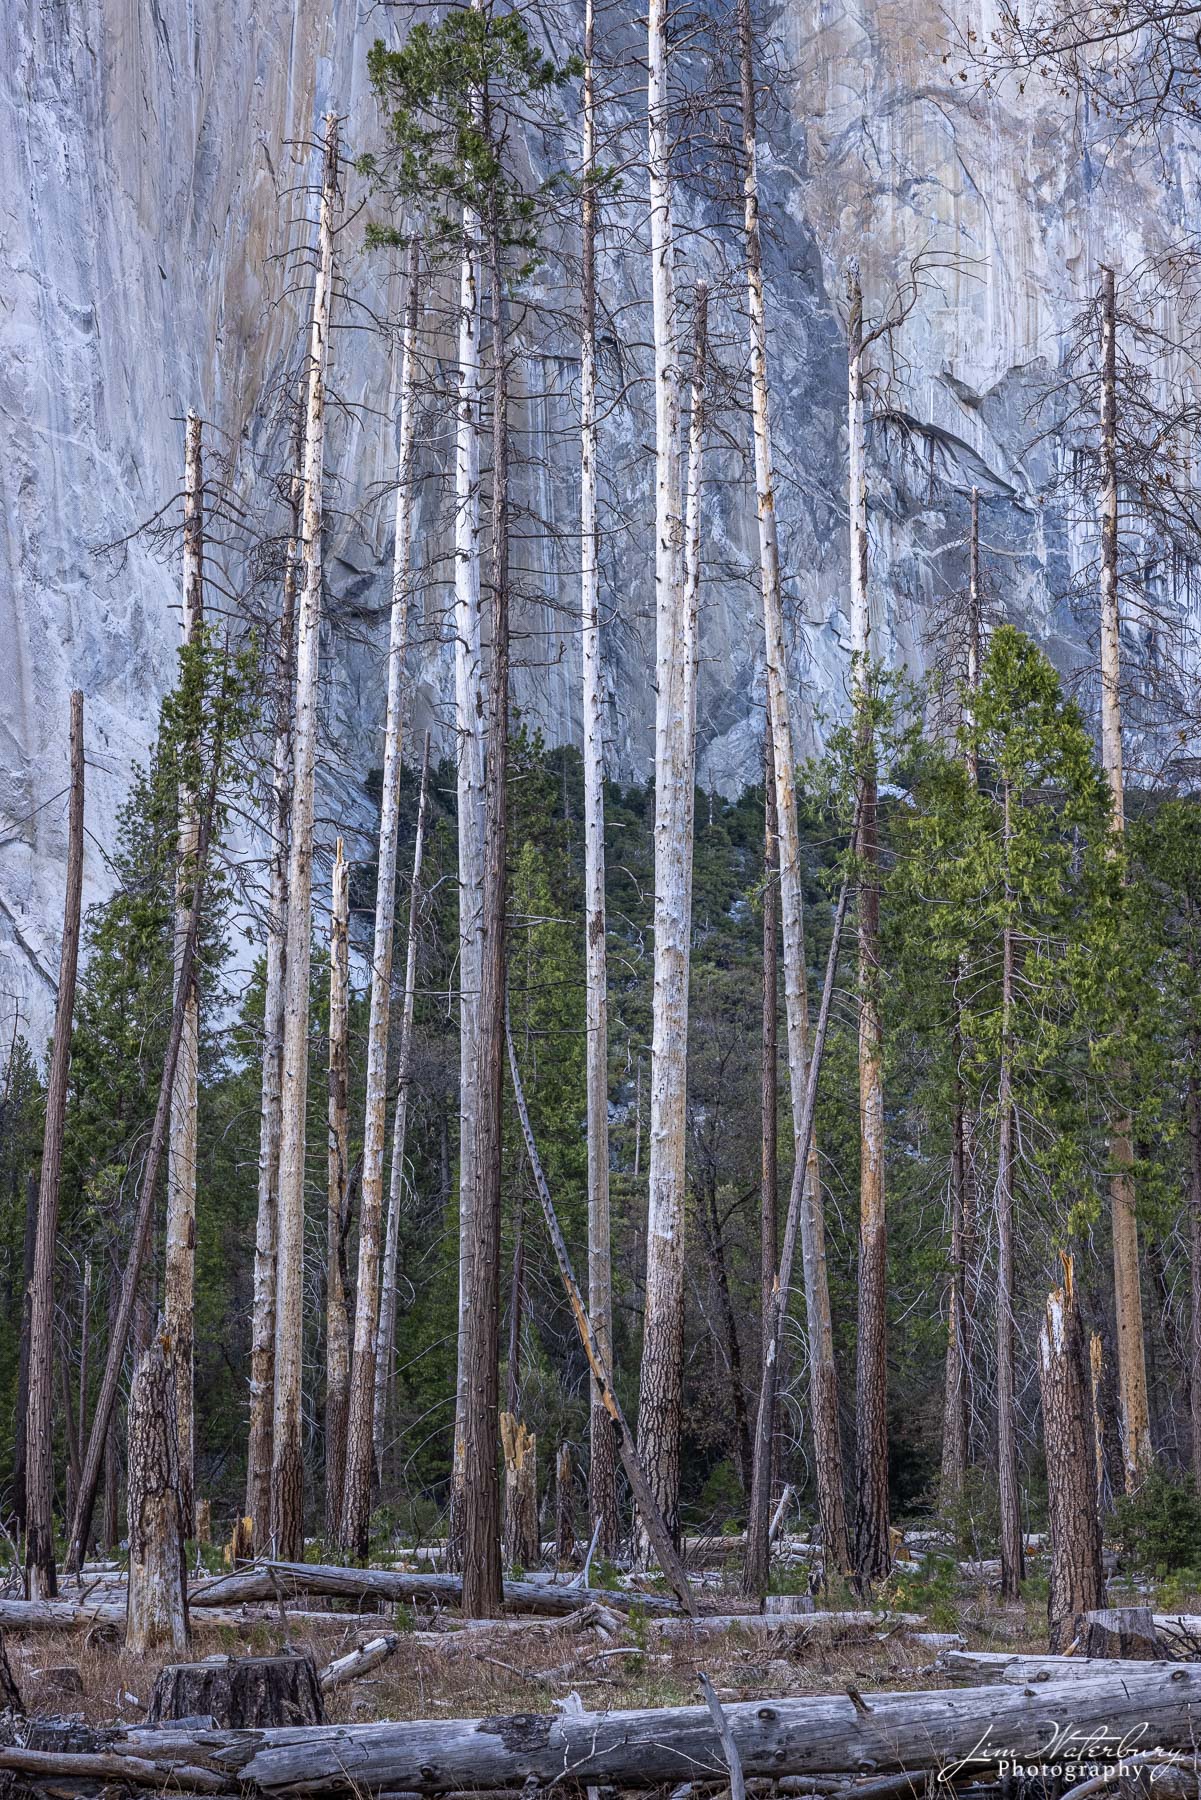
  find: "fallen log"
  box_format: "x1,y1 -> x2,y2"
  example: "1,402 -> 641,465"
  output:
190,1561 -> 678,1617
320,1634 -> 402,1691
0,1595 -> 402,1635
943,1651 -> 1186,1684
0,1742 -> 226,1793
113,1665 -> 1201,1793
652,1612 -> 925,1643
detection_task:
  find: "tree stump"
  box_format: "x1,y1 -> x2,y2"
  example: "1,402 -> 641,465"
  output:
125,1335 -> 188,1654
146,1652 -> 325,1728
501,1413 -> 539,1570
1037,1258 -> 1105,1652
1074,1606 -> 1162,1659
0,1634 -> 24,1714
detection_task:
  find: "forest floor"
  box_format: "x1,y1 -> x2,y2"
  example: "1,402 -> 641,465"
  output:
9,1563 -> 1163,1730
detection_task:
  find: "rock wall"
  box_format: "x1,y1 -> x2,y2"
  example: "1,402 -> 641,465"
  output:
1,0 -> 1194,1041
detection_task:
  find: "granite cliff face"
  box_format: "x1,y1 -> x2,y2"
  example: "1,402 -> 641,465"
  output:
1,0 -> 1195,1039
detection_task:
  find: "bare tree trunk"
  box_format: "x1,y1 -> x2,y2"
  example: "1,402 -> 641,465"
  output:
25,690 -> 85,1601
246,401 -> 302,1546
744,821 -> 859,1599
761,730 -> 778,1371
125,1336 -> 188,1655
940,490 -> 982,1516
166,409 -> 203,1536
580,0 -> 618,1561
506,1007 -> 697,1614
68,728 -> 224,1575
1189,1060 -> 1201,1489
341,247 -> 421,1556
13,1172 -> 37,1534
449,195 -> 486,1571
374,730 -> 432,1481
460,162 -> 509,1620
501,1414 -> 539,1570
847,266 -> 889,1589
272,113 -> 338,1559
1038,1256 -> 1105,1652
556,1445 -> 575,1570
324,841 -> 351,1537
738,0 -> 849,1586
996,779 -> 1023,1601
1098,264 -> 1151,1495
636,7 -> 695,1535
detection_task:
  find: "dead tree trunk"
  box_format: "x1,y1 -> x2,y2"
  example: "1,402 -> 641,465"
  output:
1098,264 -> 1152,1494
500,1413 -> 539,1570
847,266 -> 890,1590
166,409 -> 204,1535
506,1007 -> 697,1614
25,690 -> 85,1601
638,0 -> 692,1560
12,1172 -> 37,1535
1188,1059 -> 1201,1488
580,0 -> 618,1559
341,244 -> 421,1556
459,164 -> 509,1620
125,1335 -> 188,1655
940,489 -> 981,1517
556,1444 -> 576,1570
738,0 -> 849,1588
996,778 -> 1024,1601
374,730 -> 432,1481
744,820 -> 858,1600
148,1653 -> 322,1727
246,397 -> 302,1546
272,113 -> 338,1559
324,840 -> 351,1536
67,690 -> 227,1574
1038,1256 -> 1104,1652
761,728 -> 779,1386
449,197 -> 486,1571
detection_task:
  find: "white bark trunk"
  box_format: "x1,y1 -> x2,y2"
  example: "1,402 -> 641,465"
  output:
739,0 -> 848,1584
637,0 -> 692,1554
580,0 -> 618,1557
166,408 -> 203,1533
272,113 -> 338,1558
450,202 -> 486,1560
374,730 -> 433,1477
324,840 -> 351,1534
1099,263 -> 1151,1493
340,243 -> 421,1554
245,401 -> 300,1545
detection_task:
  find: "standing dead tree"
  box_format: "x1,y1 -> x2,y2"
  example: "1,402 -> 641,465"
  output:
1038,1255 -> 1105,1652
324,839 -> 351,1536
738,0 -> 850,1596
340,242 -> 422,1557
125,1333 -> 188,1655
24,690 -> 85,1600
165,409 -> 204,1536
272,112 -> 339,1559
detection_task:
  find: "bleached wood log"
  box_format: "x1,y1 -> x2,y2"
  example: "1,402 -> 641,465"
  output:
114,1664 -> 1201,1794
189,1561 -> 680,1617
943,1650 -> 1187,1684
319,1633 -> 402,1691
652,1612 -> 924,1643
0,1744 -> 226,1793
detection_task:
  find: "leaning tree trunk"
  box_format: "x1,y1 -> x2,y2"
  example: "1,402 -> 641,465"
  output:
272,112 -> 338,1559
324,840 -> 351,1536
738,0 -> 849,1595
580,0 -> 618,1559
165,408 -> 203,1535
125,1335 -> 188,1655
1038,1255 -> 1105,1652
996,780 -> 1024,1601
374,730 -> 432,1480
1098,263 -> 1151,1494
340,244 -> 421,1556
24,690 -> 85,1601
448,198 -> 486,1570
637,0 -> 693,1550
460,163 -> 509,1620
847,265 -> 890,1588
246,398 -> 301,1546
